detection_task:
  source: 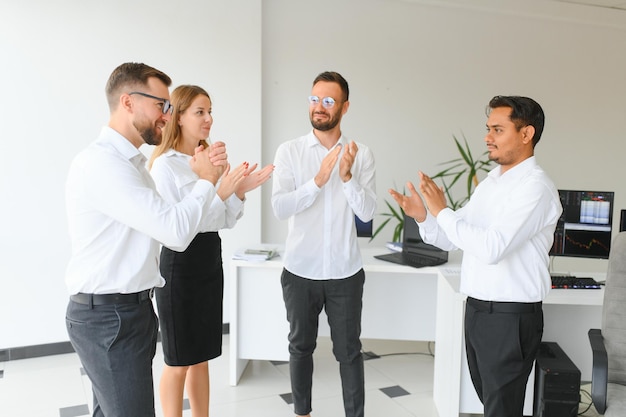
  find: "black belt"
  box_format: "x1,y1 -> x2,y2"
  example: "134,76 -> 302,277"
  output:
70,289 -> 154,306
467,296 -> 542,313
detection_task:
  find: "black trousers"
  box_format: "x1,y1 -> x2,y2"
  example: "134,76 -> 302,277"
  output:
464,297 -> 543,417
281,268 -> 365,417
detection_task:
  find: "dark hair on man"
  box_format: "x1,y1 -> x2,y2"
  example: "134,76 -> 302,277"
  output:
313,71 -> 349,102
105,62 -> 172,111
487,95 -> 545,147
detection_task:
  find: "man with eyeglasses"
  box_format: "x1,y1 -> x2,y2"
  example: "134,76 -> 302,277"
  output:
272,71 -> 377,417
65,62 -> 227,417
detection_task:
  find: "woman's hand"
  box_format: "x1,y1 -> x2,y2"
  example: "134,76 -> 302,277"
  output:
216,162 -> 248,201
235,163 -> 275,200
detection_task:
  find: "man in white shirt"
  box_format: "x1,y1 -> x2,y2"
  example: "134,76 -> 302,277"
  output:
65,62 -> 226,417
271,71 -> 376,417
390,96 -> 562,417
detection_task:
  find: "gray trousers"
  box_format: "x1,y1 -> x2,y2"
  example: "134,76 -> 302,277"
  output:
281,268 -> 365,417
65,297 -> 158,417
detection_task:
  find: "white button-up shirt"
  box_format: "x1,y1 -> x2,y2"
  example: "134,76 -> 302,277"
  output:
150,148 -> 244,234
418,156 -> 562,302
271,132 -> 377,279
65,127 -> 216,295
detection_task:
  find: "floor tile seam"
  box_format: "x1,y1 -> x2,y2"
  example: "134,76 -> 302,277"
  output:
206,390 -> 293,404
207,393 -> 295,407
389,397 -> 422,417
364,356 -> 434,366
365,364 -> 427,376
363,361 -> 397,381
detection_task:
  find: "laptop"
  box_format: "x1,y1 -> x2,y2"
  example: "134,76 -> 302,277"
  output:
374,214 -> 448,268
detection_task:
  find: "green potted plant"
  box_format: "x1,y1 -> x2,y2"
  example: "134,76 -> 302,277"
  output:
431,134 -> 492,210
370,197 -> 404,242
371,134 -> 492,242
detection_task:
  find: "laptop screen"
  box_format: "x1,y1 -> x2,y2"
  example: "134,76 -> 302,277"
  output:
402,214 -> 448,260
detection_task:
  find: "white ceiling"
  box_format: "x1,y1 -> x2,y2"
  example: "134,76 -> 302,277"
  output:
391,0 -> 626,13
555,0 -> 626,10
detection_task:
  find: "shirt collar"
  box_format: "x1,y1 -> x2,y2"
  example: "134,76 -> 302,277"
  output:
162,148 -> 191,159
488,156 -> 536,181
99,126 -> 147,167
306,130 -> 346,149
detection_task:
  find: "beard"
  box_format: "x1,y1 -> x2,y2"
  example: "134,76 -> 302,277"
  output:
133,118 -> 162,146
310,110 -> 341,131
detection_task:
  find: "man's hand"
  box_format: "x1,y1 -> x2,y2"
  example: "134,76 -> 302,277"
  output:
417,171 -> 448,217
314,145 -> 342,188
339,141 -> 358,183
190,145 -> 224,185
389,180 -> 428,222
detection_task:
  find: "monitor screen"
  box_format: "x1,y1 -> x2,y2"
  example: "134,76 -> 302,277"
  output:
550,190 -> 614,259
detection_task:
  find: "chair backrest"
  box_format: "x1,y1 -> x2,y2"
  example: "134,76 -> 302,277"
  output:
602,231 -> 626,385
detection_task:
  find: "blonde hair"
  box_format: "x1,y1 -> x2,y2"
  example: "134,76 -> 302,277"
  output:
149,85 -> 211,169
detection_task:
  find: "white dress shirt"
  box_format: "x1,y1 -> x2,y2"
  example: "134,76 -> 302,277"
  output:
271,132 -> 377,279
418,156 -> 562,302
65,127 -> 216,295
150,148 -> 244,234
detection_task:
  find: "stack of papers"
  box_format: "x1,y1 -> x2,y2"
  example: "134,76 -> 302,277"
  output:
232,248 -> 279,262
386,242 -> 403,252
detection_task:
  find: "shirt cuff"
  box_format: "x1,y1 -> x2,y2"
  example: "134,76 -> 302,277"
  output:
190,179 -> 216,205
304,178 -> 322,195
435,207 -> 455,230
417,212 -> 439,232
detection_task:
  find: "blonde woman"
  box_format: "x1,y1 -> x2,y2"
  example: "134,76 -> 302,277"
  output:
149,84 -> 273,417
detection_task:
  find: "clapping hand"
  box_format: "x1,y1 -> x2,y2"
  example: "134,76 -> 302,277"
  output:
388,171 -> 448,221
217,162 -> 248,201
339,141 -> 358,182
235,163 -> 275,200
314,145 -> 342,187
190,143 -> 226,185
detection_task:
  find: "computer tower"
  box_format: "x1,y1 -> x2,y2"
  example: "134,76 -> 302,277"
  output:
533,342 -> 581,417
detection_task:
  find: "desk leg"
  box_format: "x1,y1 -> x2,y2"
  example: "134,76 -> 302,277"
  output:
229,356 -> 249,386
229,264 -> 247,386
433,274 -> 465,417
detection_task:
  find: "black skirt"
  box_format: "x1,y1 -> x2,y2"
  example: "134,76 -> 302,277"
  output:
156,232 -> 224,366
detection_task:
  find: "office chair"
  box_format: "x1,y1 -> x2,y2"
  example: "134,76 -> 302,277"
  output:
588,231 -> 626,416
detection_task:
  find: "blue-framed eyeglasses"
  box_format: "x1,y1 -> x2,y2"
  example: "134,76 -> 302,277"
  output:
129,91 -> 173,115
308,95 -> 337,109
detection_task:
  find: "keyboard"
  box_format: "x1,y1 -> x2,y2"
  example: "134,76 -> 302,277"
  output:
550,275 -> 602,289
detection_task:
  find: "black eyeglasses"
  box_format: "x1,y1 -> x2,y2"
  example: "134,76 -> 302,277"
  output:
308,95 -> 337,109
129,91 -> 173,115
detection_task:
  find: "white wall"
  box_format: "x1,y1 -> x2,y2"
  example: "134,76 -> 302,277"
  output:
0,0 -> 262,349
2,0 -> 626,349
261,0 -> 626,274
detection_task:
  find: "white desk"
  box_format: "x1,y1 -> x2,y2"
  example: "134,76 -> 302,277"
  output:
433,271 -> 604,417
229,247 -> 457,386
229,247 -> 604,416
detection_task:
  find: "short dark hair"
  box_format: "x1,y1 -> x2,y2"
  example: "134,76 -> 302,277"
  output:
105,62 -> 172,111
487,95 -> 545,147
313,71 -> 349,102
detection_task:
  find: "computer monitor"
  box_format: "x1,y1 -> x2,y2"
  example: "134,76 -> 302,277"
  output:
550,189 -> 614,259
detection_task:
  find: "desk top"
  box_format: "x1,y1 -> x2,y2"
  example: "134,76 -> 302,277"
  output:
231,245 -> 463,274
442,272 -> 604,307
232,245 -> 604,306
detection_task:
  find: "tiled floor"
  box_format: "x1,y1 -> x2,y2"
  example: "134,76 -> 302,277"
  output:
0,336 -> 601,417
